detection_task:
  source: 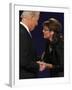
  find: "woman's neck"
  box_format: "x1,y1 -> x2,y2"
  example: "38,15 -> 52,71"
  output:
49,36 -> 53,42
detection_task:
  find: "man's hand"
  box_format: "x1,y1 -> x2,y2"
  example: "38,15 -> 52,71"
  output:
36,61 -> 46,71
37,61 -> 54,71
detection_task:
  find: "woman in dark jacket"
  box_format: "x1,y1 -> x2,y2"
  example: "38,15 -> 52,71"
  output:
42,18 -> 64,77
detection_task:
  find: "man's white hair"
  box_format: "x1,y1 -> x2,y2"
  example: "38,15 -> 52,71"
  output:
21,11 -> 40,18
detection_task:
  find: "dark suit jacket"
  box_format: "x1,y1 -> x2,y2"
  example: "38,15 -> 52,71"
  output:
19,24 -> 39,79
43,38 -> 64,77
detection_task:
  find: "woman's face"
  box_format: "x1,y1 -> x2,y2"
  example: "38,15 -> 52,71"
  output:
43,26 -> 54,39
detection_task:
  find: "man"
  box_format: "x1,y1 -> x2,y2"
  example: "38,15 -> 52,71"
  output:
19,11 -> 46,79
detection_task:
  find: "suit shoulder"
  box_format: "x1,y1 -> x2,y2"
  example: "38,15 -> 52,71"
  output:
19,24 -> 27,33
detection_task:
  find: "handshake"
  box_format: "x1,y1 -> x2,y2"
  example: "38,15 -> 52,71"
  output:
36,61 -> 53,71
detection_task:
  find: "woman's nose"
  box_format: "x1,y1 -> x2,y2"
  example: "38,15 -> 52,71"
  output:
43,29 -> 45,33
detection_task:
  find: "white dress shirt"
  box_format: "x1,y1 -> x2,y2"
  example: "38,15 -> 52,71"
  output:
20,22 -> 32,38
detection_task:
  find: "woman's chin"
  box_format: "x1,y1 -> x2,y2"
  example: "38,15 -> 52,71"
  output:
44,36 -> 47,39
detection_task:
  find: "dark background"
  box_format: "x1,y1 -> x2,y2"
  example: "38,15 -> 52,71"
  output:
19,11 -> 64,56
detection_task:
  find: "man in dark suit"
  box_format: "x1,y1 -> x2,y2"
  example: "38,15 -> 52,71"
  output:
19,11 -> 46,79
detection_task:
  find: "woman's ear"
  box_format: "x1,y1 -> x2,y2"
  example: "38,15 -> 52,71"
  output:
51,31 -> 54,36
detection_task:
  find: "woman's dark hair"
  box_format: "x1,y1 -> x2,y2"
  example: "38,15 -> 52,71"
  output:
43,18 -> 62,42
43,18 -> 62,33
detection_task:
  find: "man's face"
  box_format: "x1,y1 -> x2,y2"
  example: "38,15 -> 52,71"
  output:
30,16 -> 39,31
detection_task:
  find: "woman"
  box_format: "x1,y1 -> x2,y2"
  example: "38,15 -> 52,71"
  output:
42,18 -> 64,77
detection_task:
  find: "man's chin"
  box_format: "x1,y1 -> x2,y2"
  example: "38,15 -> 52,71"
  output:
31,27 -> 35,31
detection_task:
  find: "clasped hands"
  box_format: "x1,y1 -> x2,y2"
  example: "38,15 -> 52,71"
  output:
36,61 -> 53,71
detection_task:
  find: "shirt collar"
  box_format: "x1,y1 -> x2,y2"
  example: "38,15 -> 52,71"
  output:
20,22 -> 32,37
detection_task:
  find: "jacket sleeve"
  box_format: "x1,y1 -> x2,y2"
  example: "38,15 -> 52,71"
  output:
53,41 -> 64,72
19,29 -> 39,73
